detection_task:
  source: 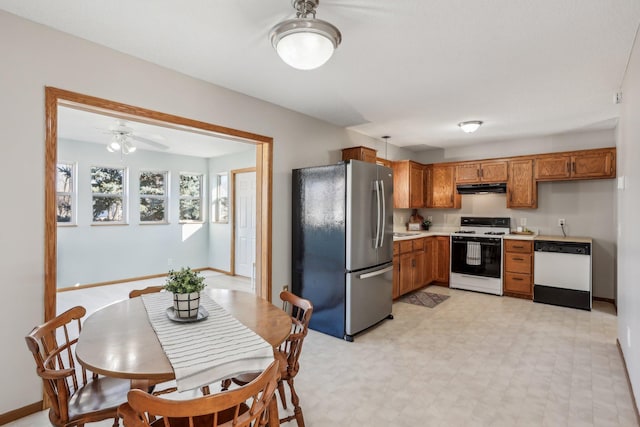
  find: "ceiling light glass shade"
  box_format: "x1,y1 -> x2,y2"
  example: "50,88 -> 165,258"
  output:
108,140 -> 121,151
458,121 -> 483,133
270,18 -> 341,70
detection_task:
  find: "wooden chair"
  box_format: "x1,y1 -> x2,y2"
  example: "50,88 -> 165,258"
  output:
128,285 -> 177,396
128,285 -> 165,299
118,360 -> 280,427
25,306 -> 130,427
226,291 -> 313,427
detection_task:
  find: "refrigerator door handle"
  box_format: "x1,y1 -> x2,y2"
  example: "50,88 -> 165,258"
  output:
359,265 -> 394,279
379,179 -> 386,248
374,180 -> 381,248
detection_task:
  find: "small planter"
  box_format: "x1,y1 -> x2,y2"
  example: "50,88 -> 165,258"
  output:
172,292 -> 201,318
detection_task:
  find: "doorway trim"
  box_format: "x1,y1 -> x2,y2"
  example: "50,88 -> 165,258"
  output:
45,87 -> 274,321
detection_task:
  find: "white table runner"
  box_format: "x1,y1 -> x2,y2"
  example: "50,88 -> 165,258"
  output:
141,292 -> 274,392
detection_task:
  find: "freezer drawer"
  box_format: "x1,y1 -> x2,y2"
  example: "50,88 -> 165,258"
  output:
345,263 -> 393,339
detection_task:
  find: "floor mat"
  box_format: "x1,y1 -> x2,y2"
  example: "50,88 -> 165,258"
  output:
399,290 -> 450,308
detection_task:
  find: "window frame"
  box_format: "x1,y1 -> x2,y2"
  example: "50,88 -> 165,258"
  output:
179,172 -> 204,223
90,165 -> 128,225
139,170 -> 169,224
212,172 -> 229,223
56,161 -> 77,226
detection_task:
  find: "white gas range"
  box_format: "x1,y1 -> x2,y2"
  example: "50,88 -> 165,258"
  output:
450,217 -> 511,296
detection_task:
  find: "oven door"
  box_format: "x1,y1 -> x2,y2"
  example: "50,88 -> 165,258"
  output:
451,235 -> 502,278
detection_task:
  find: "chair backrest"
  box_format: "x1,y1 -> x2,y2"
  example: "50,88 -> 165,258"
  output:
278,291 -> 313,379
129,285 -> 164,298
119,360 -> 280,427
25,306 -> 90,425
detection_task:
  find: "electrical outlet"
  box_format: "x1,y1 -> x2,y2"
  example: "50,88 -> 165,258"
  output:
520,218 -> 527,226
558,218 -> 565,227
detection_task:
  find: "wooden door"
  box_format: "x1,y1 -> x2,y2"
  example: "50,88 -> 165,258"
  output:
429,165 -> 460,208
534,155 -> 571,180
455,163 -> 480,183
480,161 -> 508,182
572,150 -> 615,179
508,159 -> 537,208
409,163 -> 425,208
434,236 -> 450,284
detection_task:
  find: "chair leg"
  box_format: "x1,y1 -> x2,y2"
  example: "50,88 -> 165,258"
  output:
280,378 -> 305,427
111,416 -> 120,427
277,379 -> 287,410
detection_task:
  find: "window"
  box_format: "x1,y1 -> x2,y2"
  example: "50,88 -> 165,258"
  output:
91,166 -> 126,223
139,171 -> 168,223
213,172 -> 229,223
56,162 -> 76,224
179,173 -> 203,222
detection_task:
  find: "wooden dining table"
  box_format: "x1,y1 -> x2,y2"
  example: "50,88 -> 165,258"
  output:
76,288 -> 291,424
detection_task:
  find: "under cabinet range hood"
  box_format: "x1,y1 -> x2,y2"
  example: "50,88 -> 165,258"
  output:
456,182 -> 507,194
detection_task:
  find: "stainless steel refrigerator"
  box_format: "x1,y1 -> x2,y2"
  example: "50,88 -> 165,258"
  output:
292,160 -> 394,341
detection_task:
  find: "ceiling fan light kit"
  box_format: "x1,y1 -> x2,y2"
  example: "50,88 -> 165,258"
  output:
270,0 -> 341,70
458,120 -> 483,133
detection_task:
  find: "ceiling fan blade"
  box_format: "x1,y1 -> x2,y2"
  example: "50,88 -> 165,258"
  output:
131,135 -> 170,150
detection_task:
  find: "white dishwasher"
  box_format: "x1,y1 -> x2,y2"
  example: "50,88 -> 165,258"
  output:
533,239 -> 592,311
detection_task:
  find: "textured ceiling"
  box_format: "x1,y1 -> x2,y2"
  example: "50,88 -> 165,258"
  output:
2,0 -> 640,150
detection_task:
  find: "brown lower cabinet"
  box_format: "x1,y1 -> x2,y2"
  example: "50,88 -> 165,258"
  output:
503,239 -> 534,299
393,236 -> 449,299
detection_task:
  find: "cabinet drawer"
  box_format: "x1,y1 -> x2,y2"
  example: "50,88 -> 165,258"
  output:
504,240 -> 533,253
504,253 -> 532,274
399,240 -> 414,254
504,272 -> 532,294
412,238 -> 424,250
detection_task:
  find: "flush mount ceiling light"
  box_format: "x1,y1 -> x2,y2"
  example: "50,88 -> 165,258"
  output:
458,121 -> 483,133
270,0 -> 342,70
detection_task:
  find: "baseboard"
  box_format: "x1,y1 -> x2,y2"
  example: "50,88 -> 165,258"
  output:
616,339 -> 640,426
0,401 -> 42,425
58,267 -> 231,292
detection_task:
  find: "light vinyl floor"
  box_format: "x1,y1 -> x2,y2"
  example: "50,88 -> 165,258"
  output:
11,283 -> 637,427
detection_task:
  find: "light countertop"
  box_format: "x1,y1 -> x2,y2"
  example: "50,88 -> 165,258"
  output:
393,230 -> 592,244
534,235 -> 593,244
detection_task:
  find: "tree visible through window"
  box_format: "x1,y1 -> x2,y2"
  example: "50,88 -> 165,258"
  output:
213,172 -> 229,223
140,171 -> 168,223
179,173 -> 203,221
91,166 -> 126,223
56,162 -> 75,224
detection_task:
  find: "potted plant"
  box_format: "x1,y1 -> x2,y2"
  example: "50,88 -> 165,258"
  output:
422,219 -> 432,230
164,267 -> 206,318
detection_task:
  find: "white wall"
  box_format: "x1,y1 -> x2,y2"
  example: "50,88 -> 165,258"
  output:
616,24 -> 640,407
208,149 -> 256,272
395,130 -> 617,299
57,139 -> 212,287
0,11 -> 382,413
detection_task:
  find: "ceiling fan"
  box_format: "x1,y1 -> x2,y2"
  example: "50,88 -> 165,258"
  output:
104,120 -> 170,154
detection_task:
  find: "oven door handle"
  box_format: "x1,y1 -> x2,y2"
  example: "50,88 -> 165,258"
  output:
460,274 -> 491,280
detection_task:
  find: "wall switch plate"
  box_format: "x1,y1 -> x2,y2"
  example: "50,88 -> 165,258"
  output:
520,218 -> 527,226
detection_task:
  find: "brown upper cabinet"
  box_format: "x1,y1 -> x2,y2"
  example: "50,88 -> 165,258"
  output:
342,146 -> 377,164
534,148 -> 615,181
455,160 -> 508,184
426,164 -> 461,209
392,161 -> 425,208
507,158 -> 537,209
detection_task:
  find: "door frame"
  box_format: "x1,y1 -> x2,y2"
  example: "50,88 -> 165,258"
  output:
230,167 -> 257,278
44,87 -> 274,321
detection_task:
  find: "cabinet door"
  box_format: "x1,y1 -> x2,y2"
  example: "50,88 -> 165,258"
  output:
342,146 -> 377,163
428,165 -> 460,208
456,163 -> 480,183
434,236 -> 450,284
409,163 -> 425,208
480,161 -> 508,183
535,155 -> 571,180
508,159 -> 537,208
423,237 -> 435,285
414,246 -> 425,291
399,253 -> 414,296
572,150 -> 615,179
